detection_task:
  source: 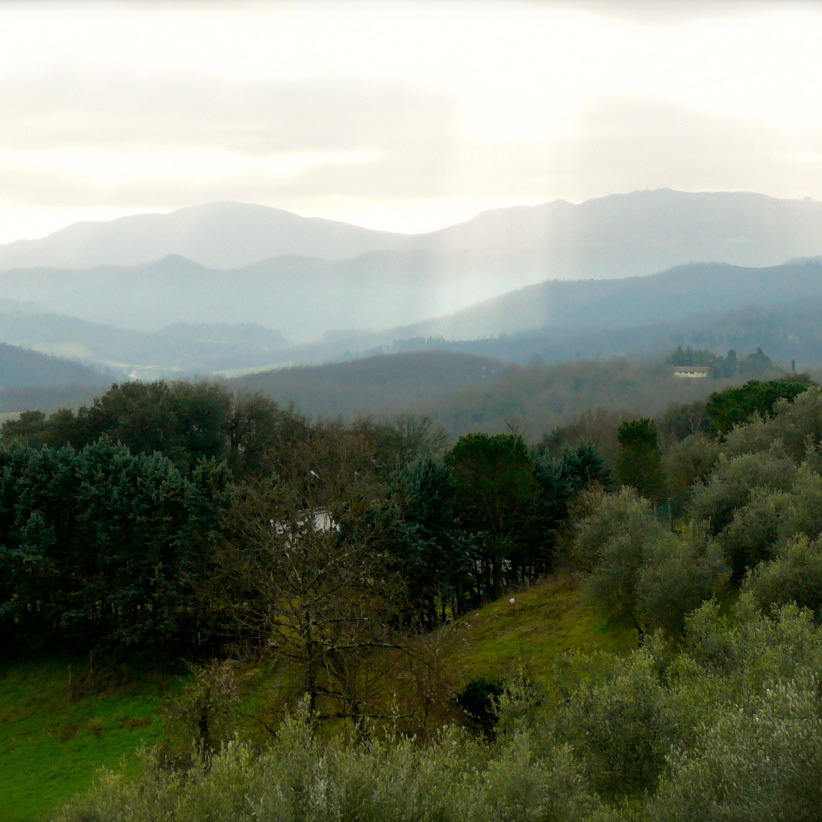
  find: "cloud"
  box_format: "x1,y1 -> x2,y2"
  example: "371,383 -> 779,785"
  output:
254,96 -> 822,204
1,89 -> 820,219
0,69 -> 456,155
561,0 -> 802,24
546,96 -> 822,198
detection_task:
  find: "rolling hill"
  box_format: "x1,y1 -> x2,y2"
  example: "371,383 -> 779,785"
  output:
0,309 -> 291,379
0,342 -> 109,390
227,350 -> 507,421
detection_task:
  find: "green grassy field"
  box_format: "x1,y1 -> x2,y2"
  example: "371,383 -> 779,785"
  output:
439,570 -> 637,683
0,658 -> 183,822
0,572 -> 635,821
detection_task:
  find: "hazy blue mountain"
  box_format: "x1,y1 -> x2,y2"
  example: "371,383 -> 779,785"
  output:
0,202 -> 409,270
2,190 -> 822,316
0,308 -> 291,379
0,342 -> 109,389
254,259 -> 822,368
382,259 -> 822,340
417,189 -> 822,279
0,251 -> 505,339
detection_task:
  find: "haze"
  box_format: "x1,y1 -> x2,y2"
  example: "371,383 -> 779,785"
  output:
1,0 -> 821,244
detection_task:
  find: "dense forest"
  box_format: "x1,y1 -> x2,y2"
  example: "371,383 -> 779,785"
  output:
4,370 -> 822,819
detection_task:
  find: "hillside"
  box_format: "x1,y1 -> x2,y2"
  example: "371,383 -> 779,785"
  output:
225,351 -> 758,451
0,573 -> 634,822
411,358 -> 760,445
0,342 -> 108,390
227,350 -> 507,420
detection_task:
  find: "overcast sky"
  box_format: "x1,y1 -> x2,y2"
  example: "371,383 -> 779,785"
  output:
1,0 -> 821,243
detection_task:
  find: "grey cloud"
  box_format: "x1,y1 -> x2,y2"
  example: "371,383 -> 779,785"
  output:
261,97 -> 822,202
546,97 -> 822,197
1,69 -> 456,154
557,0 -> 801,24
2,93 -> 820,215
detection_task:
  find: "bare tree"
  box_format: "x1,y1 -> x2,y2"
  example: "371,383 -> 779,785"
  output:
209,482 -> 407,724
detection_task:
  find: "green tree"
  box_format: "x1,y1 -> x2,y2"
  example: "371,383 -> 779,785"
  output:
384,458 -> 473,628
705,378 -> 809,436
615,418 -> 665,503
0,441 -> 231,655
744,534 -> 822,618
445,433 -> 541,600
686,444 -> 796,538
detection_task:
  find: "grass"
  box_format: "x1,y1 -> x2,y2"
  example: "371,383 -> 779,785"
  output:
440,569 -> 637,683
0,572 -> 636,820
0,656 -> 184,822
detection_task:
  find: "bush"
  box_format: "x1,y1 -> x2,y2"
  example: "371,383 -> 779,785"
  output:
744,535 -> 822,618
456,677 -> 504,734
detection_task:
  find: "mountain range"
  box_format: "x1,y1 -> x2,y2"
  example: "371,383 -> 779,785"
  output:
4,190 -> 822,277
3,189 -> 822,386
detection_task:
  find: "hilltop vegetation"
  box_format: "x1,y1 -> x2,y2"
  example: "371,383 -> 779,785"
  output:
5,371 -> 822,819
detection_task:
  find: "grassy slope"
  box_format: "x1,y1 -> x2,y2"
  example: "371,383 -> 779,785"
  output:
439,570 -> 636,683
0,658 -> 182,822
0,573 -> 635,821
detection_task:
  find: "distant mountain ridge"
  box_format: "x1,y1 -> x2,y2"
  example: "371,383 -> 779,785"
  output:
0,202 -> 410,270
3,189 -> 822,382
0,342 -> 109,389
3,189 -> 822,279
0,310 -> 291,379
3,190 -> 822,343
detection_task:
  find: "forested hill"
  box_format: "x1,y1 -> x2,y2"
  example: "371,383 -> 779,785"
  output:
0,342 -> 108,389
242,259 -> 822,369
227,350 -> 507,420
400,259 -> 822,341
224,351 -> 776,448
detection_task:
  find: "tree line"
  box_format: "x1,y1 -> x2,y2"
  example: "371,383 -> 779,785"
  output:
0,381 -> 609,678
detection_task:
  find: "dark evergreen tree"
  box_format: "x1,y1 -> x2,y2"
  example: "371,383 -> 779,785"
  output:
616,419 -> 666,504
445,433 -> 541,599
705,379 -> 810,436
383,458 -> 473,628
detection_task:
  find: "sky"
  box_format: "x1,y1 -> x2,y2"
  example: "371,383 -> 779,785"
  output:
1,0 -> 821,244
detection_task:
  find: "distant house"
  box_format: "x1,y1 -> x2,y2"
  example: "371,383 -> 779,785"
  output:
271,507 -> 338,542
673,365 -> 710,379
309,507 -> 336,532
